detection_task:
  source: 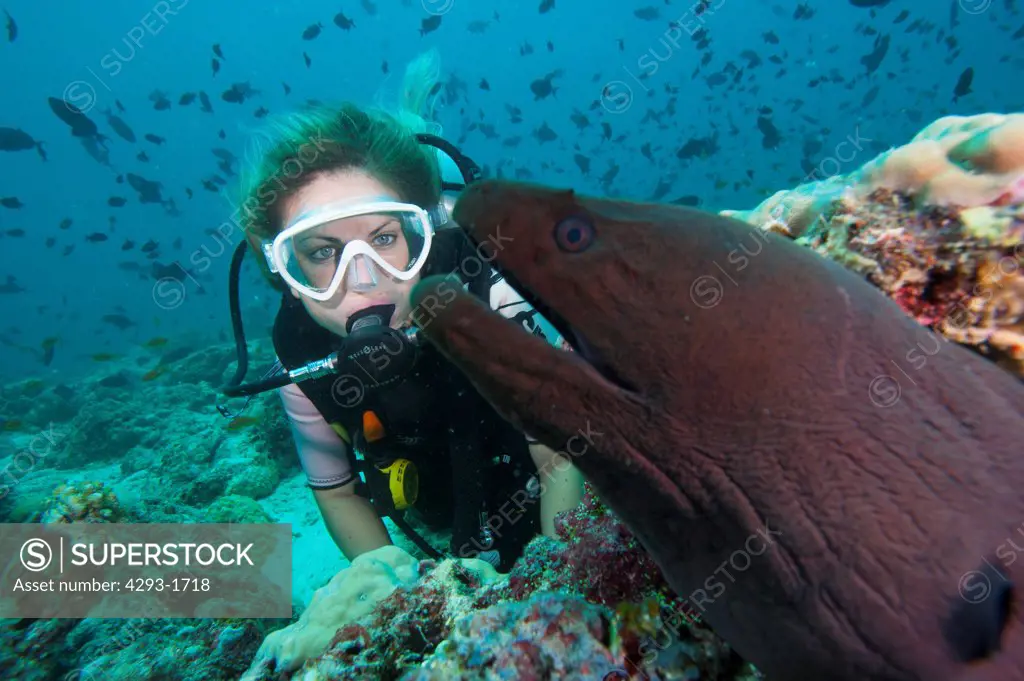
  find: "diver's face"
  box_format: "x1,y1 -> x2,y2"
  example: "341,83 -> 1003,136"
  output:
279,169 -> 419,337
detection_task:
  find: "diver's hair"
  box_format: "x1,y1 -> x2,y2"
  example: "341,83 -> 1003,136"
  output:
238,48 -> 444,247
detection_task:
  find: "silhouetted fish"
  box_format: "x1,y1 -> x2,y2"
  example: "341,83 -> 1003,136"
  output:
0,127 -> 46,160
953,67 -> 974,102
47,97 -> 100,138
103,109 -> 136,143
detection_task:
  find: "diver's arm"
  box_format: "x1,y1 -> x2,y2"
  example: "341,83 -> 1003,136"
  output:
312,483 -> 392,561
279,384 -> 393,560
528,442 -> 585,537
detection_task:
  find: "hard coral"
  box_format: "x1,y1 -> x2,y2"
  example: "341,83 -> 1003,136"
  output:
408,593 -> 621,680
723,113 -> 1024,379
723,113 -> 1024,238
33,481 -> 129,523
298,556 -> 502,681
507,489 -> 669,606
242,490 -> 751,680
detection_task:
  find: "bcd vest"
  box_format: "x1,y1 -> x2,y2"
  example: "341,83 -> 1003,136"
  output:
272,229 -> 541,568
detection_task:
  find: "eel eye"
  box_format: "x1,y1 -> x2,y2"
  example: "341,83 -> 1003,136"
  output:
554,215 -> 595,253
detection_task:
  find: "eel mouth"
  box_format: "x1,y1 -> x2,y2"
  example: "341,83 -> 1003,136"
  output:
479,247 -> 639,395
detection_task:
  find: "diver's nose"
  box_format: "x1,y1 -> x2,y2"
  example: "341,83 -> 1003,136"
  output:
346,254 -> 379,293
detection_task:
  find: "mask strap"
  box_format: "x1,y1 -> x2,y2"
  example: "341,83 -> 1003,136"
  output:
415,133 -> 483,189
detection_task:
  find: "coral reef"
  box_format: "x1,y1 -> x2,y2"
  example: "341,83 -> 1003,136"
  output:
0,616 -> 289,681
723,113 -> 1024,237
723,113 -> 1024,378
243,545 -> 500,678
241,488 -> 753,681
31,480 -> 132,523
506,490 -> 669,607
204,494 -> 271,523
409,594 -> 623,680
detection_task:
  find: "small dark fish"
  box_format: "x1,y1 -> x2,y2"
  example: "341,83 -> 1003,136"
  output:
894,9 -> 909,23
539,0 -> 554,12
302,22 -> 323,40
199,91 -> 213,113
101,313 -> 135,330
103,109 -> 136,143
634,6 -> 660,20
179,92 -> 197,106
333,12 -> 355,30
0,274 -> 25,293
137,151 -> 150,162
141,239 -> 159,253
1,419 -> 24,431
420,14 -> 442,35
861,84 -> 881,107
479,78 -> 490,91
45,237 -> 56,248
107,196 -> 127,207
90,353 -> 120,362
953,67 -> 974,102
126,173 -> 166,204
62,245 -> 74,256
185,188 -> 193,199
763,30 -> 779,44
793,2 -> 815,19
381,60 -> 388,74
303,51 -> 311,68
144,133 -> 165,145
122,239 -> 135,251
4,228 -> 25,237
533,122 -> 558,143
861,33 -> 891,74
213,43 -> 224,59
757,113 -> 782,149
0,127 -> 46,160
4,9 -> 16,42
41,337 -> 58,366
211,58 -> 220,77
58,218 -> 73,230
221,82 -> 259,104
530,70 -> 562,100
468,20 -> 489,33
85,232 -> 109,242
47,97 -> 99,138
849,0 -> 890,6
253,106 -> 269,118
1,196 -> 24,209
141,367 -> 165,382
149,90 -> 172,111
80,136 -> 111,168
282,82 -> 292,95
212,147 -> 235,164
361,0 -> 377,14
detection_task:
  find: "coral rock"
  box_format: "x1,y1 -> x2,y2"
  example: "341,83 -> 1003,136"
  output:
723,113 -> 1024,379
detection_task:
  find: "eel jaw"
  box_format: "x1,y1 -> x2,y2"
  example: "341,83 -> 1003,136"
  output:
488,261 -> 639,395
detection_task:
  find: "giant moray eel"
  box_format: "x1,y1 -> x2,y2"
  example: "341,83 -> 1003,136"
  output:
410,180 -> 1024,681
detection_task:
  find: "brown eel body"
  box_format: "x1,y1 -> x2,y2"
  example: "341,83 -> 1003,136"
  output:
410,180 -> 1024,681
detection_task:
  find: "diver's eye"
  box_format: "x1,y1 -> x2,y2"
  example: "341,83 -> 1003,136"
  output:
371,233 -> 397,249
554,215 -> 594,253
306,246 -> 337,263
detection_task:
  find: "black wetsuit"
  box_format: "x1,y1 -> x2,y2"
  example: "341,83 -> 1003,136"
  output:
272,229 -> 544,571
